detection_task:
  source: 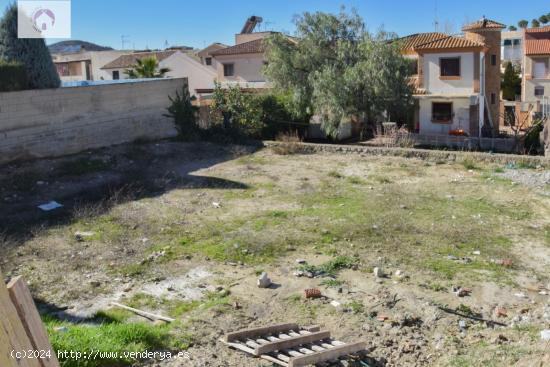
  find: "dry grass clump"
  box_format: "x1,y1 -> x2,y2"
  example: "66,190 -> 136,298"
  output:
272,131 -> 303,155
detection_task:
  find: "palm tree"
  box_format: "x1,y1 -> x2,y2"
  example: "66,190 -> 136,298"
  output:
518,20 -> 528,28
124,56 -> 170,78
508,25 -> 517,31
531,19 -> 540,28
539,15 -> 549,25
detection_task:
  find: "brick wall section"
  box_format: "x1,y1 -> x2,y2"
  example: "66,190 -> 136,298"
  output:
0,78 -> 185,164
465,30 -> 501,134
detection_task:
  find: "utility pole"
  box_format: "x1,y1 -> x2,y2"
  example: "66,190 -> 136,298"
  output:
121,35 -> 130,50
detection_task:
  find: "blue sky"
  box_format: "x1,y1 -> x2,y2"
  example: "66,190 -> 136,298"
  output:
1,0 -> 549,49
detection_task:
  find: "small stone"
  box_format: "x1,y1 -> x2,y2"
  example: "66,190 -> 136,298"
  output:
394,269 -> 404,278
472,250 -> 481,255
54,326 -> 68,333
89,281 -> 101,288
458,320 -> 467,330
257,272 -> 272,288
494,307 -> 507,318
541,330 -> 550,341
296,259 -> 307,264
373,267 -> 385,278
330,300 -> 342,308
212,202 -> 221,208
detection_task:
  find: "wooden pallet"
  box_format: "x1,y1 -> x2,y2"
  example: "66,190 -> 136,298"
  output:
220,323 -> 367,367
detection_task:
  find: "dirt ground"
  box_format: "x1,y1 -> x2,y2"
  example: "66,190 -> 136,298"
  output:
1,140 -> 550,367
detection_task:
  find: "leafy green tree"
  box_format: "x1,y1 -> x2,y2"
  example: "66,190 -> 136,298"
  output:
0,4 -> 60,89
501,62 -> 521,101
508,25 -> 517,31
264,9 -> 413,138
532,19 -> 540,28
210,82 -> 264,137
125,56 -> 170,78
518,20 -> 529,28
539,15 -> 549,24
165,83 -> 198,139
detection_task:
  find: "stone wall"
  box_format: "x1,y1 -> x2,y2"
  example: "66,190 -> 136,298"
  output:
0,78 -> 185,165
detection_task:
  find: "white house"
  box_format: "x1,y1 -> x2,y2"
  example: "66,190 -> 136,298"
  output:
100,50 -> 217,96
52,50 -> 127,82
400,17 -> 505,137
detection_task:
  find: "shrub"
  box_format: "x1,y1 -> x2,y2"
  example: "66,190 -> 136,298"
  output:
0,59 -> 27,91
165,84 -> 199,140
0,4 -> 60,89
272,131 -> 303,155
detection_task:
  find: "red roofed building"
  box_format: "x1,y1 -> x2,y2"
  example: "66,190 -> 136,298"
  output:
522,26 -> 550,107
398,17 -> 505,137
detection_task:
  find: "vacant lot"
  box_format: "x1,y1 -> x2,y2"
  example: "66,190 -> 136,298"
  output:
1,141 -> 550,367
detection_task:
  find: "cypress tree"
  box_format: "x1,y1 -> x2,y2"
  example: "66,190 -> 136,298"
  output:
0,4 -> 60,89
501,62 -> 521,101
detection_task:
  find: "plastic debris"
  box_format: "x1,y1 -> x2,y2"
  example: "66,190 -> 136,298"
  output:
304,288 -> 322,299
38,201 -> 63,211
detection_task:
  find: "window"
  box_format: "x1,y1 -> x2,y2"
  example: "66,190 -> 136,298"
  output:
223,63 -> 234,77
535,86 -> 545,97
407,58 -> 418,75
491,92 -> 496,104
112,70 -> 120,80
440,57 -> 460,77
205,57 -> 212,66
491,54 -> 497,66
503,39 -> 512,46
432,102 -> 453,123
533,59 -> 548,79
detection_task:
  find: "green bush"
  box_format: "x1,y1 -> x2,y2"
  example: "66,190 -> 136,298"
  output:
208,83 -> 309,141
0,59 -> 28,91
0,4 -> 60,89
165,84 -> 199,140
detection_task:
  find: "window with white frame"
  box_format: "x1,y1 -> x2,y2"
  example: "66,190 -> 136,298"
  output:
535,86 -> 545,97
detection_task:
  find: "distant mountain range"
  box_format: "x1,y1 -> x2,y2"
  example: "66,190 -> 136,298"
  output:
48,40 -> 113,54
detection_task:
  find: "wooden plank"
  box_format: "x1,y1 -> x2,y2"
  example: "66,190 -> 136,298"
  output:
7,277 -> 60,367
225,323 -> 299,342
110,302 -> 175,322
254,331 -> 331,356
288,341 -> 367,367
0,271 -> 41,367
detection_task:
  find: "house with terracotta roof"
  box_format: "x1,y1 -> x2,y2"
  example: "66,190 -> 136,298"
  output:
197,43 -> 228,71
399,17 -> 505,137
100,50 -> 217,96
522,26 -> 550,108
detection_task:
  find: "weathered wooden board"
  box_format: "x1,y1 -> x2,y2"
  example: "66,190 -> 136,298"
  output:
254,331 -> 331,355
0,270 -> 42,367
7,276 -> 60,367
288,341 -> 367,367
224,323 -> 299,342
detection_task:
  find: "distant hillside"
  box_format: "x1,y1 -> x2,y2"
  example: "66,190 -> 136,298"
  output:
48,40 -> 113,54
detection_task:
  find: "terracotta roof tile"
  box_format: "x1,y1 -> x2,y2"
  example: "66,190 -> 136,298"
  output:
525,39 -> 550,55
414,35 -> 485,50
210,39 -> 265,56
525,26 -> 550,34
399,33 -> 484,52
462,18 -> 505,31
398,33 -> 449,52
101,51 -> 176,69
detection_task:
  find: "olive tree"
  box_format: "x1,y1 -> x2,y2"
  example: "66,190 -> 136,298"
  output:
264,9 -> 413,138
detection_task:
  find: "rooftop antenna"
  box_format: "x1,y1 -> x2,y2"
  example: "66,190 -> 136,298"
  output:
433,0 -> 439,32
164,39 -> 169,49
121,35 -> 130,50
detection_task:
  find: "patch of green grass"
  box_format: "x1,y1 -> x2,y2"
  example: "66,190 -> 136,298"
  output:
346,300 -> 364,314
320,278 -> 344,288
347,176 -> 365,185
59,157 -> 112,176
327,170 -> 343,179
43,313 -> 185,367
298,256 -> 358,276
461,157 -> 479,170
235,155 -> 268,165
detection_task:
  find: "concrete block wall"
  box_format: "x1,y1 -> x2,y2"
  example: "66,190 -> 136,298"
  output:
0,78 -> 186,164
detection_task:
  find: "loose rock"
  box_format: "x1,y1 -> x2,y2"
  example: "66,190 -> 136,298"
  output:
257,272 -> 272,288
